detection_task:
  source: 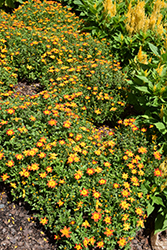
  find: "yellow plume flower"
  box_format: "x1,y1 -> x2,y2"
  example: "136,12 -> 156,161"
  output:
156,63 -> 164,76
159,104 -> 164,119
136,46 -> 148,64
103,0 -> 117,18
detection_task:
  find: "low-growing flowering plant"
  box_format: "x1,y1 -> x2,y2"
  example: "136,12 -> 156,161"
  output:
0,0 -> 166,249
0,88 -> 165,248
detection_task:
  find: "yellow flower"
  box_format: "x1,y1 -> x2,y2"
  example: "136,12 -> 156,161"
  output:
123,223 -> 130,231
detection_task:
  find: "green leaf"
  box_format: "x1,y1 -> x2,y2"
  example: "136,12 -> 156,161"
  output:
148,42 -> 160,58
154,213 -> 167,234
147,203 -> 155,217
151,196 -> 164,206
73,0 -> 83,5
154,122 -> 166,134
134,86 -> 151,94
136,75 -> 152,84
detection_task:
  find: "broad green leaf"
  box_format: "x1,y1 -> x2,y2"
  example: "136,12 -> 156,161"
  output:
154,122 -> 166,133
134,86 -> 151,94
148,42 -> 160,58
147,203 -> 155,217
154,213 -> 167,234
136,75 -> 152,84
74,0 -> 83,5
151,196 -> 164,206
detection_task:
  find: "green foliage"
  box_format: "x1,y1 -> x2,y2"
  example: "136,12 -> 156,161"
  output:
126,42 -> 167,153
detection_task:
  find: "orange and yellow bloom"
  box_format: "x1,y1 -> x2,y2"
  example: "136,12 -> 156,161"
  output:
60,226 -> 71,238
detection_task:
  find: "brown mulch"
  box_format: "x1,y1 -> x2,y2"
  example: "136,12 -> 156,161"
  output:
0,184 -> 58,250
0,79 -> 159,250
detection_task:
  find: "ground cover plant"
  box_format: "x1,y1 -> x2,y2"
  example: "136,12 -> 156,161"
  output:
56,0 -> 167,153
0,0 -> 167,249
0,0 -> 126,125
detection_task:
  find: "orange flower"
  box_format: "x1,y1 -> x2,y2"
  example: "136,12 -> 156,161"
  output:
122,214 -> 129,221
122,173 -> 128,180
43,93 -> 50,99
89,236 -> 95,246
75,134 -> 82,141
113,183 -> 119,188
54,235 -> 60,240
135,207 -> 143,216
127,163 -> 135,169
104,227 -> 114,236
154,168 -> 162,177
48,119 -> 57,126
30,116 -> 36,121
82,220 -> 91,228
15,154 -> 24,160
120,200 -> 130,210
39,137 -> 47,143
30,163 -> 39,171
40,217 -> 48,225
80,188 -> 89,197
123,182 -> 130,189
153,151 -> 162,160
36,142 -> 44,147
6,160 -> 14,167
131,176 -> 139,186
39,172 -> 47,178
47,179 -> 57,188
63,120 -> 71,128
38,152 -> 46,158
28,149 -> 37,157
46,166 -> 52,173
59,140 -> 65,145
123,223 -> 130,231
94,149 -> 101,155
74,244 -> 82,249
138,147 -> 147,154
6,129 -> 14,136
99,179 -> 107,185
57,200 -> 64,207
137,219 -> 144,228
91,211 -> 101,222
23,171 -> 30,178
96,241 -> 104,248
103,216 -> 112,224
103,161 -> 111,167
0,152 -> 4,160
83,237 -> 89,248
1,173 -> 10,181
121,189 -> 130,198
43,110 -> 51,115
6,108 -> 15,114
123,155 -> 128,160
81,150 -> 88,155
60,226 -> 72,238
141,127 -> 147,132
86,168 -> 94,175
117,237 -> 127,247
74,173 -> 82,180
93,191 -> 101,199
137,163 -> 144,169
